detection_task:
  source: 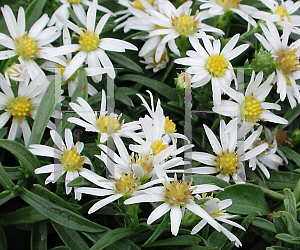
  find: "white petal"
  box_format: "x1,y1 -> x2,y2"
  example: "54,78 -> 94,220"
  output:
147,203 -> 171,224
170,206 -> 182,236
88,194 -> 123,213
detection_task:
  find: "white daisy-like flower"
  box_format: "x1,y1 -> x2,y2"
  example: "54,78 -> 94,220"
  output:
252,0 -> 300,35
4,63 -> 28,83
41,27 -> 98,96
213,71 -> 288,137
29,128 -> 92,199
174,32 -> 249,105
145,0 -> 224,56
191,197 -> 245,247
248,126 -> 283,178
198,0 -> 257,27
124,174 -> 223,236
0,5 -> 63,81
67,89 -> 140,143
140,49 -> 169,72
254,21 -> 300,107
75,167 -> 171,213
48,0 -> 112,29
0,74 -> 48,146
185,119 -> 269,183
56,0 -> 137,82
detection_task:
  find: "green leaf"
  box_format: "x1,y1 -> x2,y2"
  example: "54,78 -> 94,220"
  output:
274,211 -> 300,237
0,139 -> 43,185
0,190 -> 13,206
284,188 -> 297,219
266,247 -> 292,250
275,233 -> 300,245
143,235 -> 201,247
184,247 -> 217,250
118,74 -> 179,101
0,225 -> 7,250
277,105 -> 300,130
216,184 -> 270,215
31,221 -> 47,250
28,79 -> 54,146
25,0 -> 47,28
115,85 -> 134,107
187,174 -> 230,188
266,171 -> 300,190
51,222 -> 89,250
207,224 -> 233,249
67,176 -> 95,188
90,228 -> 138,250
251,217 -> 276,234
0,127 -> 7,139
279,147 -> 300,168
19,187 -> 106,233
0,206 -> 47,225
0,161 -> 14,189
143,214 -> 168,246
222,241 -> 236,250
106,51 -> 143,73
3,167 -> 24,181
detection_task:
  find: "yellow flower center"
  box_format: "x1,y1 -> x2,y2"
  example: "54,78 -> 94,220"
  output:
206,54 -> 229,77
61,147 -> 85,171
214,150 -> 239,175
78,30 -> 100,52
215,0 -> 241,9
242,95 -> 262,123
275,5 -> 290,21
151,140 -> 169,155
275,48 -> 300,75
96,115 -> 123,134
6,96 -> 34,120
114,172 -> 140,196
132,152 -> 154,179
14,33 -> 38,60
133,0 -> 154,10
164,116 -> 176,134
164,177 -> 194,207
172,12 -> 199,36
285,75 -> 292,86
68,0 -> 82,4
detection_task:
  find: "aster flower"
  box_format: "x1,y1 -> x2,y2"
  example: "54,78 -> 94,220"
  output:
68,89 -> 140,143
56,0 -> 137,82
174,32 -> 249,105
0,5 -> 63,81
213,71 -> 288,137
185,119 -> 269,183
0,74 -> 48,146
254,21 -> 300,107
198,0 -> 257,27
191,197 -> 245,247
48,0 -> 112,29
252,0 -> 300,35
124,174 -> 223,236
29,129 -> 92,199
140,49 -> 169,72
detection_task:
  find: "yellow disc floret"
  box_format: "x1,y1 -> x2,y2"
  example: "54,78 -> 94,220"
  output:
14,33 -> 38,60
214,150 -> 239,175
61,146 -> 85,171
242,94 -> 262,123
133,0 -> 154,11
285,75 -> 292,86
132,153 -> 154,179
165,116 -> 176,133
151,140 -> 169,155
114,172 -> 140,197
275,5 -> 290,21
6,96 -> 34,120
206,54 -> 229,77
172,12 -> 199,36
96,115 -> 123,134
68,0 -> 82,4
275,48 -> 300,75
164,175 -> 194,207
78,30 -> 100,52
215,0 -> 241,9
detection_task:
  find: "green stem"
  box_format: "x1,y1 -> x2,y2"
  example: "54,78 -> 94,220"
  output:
253,184 -> 285,201
124,203 -> 140,229
160,59 -> 174,83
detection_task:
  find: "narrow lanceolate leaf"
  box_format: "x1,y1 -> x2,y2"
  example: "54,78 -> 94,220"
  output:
251,217 -> 276,234
0,127 -> 7,139
143,214 -> 168,246
115,85 -> 134,107
19,187 -> 106,233
0,140 -> 43,185
207,224 -> 233,249
277,104 -> 300,130
51,222 -> 89,250
279,147 -> 300,168
143,235 -> 201,247
90,228 -> 138,250
106,51 -> 143,73
266,171 -> 300,190
283,188 -> 297,219
25,0 -> 47,28
28,79 -> 54,146
0,161 -> 14,189
0,206 -> 47,225
274,211 -> 300,237
118,74 -> 179,101
0,191 -> 13,207
275,233 -> 300,245
31,221 -> 48,250
0,225 -> 7,250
